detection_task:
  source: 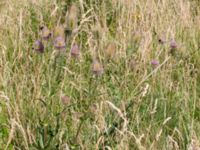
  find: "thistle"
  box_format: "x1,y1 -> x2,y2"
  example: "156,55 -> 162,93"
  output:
70,43 -> 80,58
40,25 -> 51,40
151,60 -> 159,68
66,4 -> 78,30
54,36 -> 66,50
32,40 -> 44,53
170,39 -> 178,55
170,40 -> 178,49
92,60 -> 104,76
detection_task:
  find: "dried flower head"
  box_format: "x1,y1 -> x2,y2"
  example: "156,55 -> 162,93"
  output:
151,60 -> 159,67
54,36 -> 66,50
70,43 -> 80,58
61,95 -> 71,105
32,40 -> 44,53
92,60 -> 104,76
40,26 -> 51,40
66,4 -> 78,29
105,42 -> 116,58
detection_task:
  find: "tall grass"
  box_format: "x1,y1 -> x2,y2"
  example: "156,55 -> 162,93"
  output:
0,0 -> 200,149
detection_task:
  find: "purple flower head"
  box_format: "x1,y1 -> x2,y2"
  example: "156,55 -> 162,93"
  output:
33,40 -> 44,53
151,60 -> 159,67
170,40 -> 177,49
70,43 -> 80,58
54,36 -> 66,50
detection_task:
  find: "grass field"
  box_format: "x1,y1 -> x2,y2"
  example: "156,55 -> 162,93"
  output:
0,0 -> 200,149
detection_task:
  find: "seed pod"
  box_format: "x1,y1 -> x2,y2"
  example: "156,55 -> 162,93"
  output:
70,43 -> 80,58
54,36 -> 66,50
105,42 -> 116,58
33,40 -> 44,53
40,26 -> 51,40
92,60 -> 104,76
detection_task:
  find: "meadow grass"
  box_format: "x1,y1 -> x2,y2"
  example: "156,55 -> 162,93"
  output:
0,0 -> 200,149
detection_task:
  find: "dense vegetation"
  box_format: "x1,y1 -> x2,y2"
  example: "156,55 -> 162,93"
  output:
0,0 -> 200,149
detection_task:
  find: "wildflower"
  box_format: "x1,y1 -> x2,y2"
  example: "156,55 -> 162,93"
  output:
40,25 -> 51,40
170,40 -> 177,49
92,60 -> 104,76
54,36 -> 66,50
32,40 -> 44,53
70,43 -> 80,58
105,42 -> 116,58
151,60 -> 159,68
61,95 -> 71,106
